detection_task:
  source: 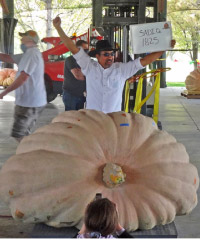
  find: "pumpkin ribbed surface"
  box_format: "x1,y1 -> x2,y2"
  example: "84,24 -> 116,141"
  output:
0,68 -> 16,86
185,69 -> 200,92
0,110 -> 199,231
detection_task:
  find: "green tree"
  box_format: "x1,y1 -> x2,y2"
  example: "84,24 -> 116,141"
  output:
13,0 -> 92,52
168,0 -> 200,69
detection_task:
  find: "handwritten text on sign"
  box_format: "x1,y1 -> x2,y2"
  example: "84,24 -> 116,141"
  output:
130,22 -> 172,54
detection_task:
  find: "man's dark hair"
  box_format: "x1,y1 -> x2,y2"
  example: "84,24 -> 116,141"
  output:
84,198 -> 118,237
76,40 -> 88,47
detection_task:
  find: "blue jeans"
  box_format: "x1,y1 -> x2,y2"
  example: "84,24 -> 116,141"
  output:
62,90 -> 86,111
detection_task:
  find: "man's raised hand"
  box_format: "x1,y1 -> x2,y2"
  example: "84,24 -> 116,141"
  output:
53,16 -> 61,29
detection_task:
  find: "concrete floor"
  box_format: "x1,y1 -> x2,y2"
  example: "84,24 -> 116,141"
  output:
0,87 -> 199,238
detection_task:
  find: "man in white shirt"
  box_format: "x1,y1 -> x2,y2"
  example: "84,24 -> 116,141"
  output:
53,16 -> 175,113
0,30 -> 47,142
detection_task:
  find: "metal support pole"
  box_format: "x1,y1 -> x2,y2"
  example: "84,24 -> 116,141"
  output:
158,0 -> 167,88
92,0 -> 102,27
138,0 -> 147,115
1,0 -> 16,68
122,25 -> 128,63
3,0 -> 14,18
138,0 -> 146,24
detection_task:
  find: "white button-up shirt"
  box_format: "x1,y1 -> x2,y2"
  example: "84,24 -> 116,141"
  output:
73,48 -> 144,113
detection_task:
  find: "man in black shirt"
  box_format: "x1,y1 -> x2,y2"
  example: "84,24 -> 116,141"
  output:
63,40 -> 88,111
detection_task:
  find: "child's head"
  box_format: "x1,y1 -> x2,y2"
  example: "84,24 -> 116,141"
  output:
84,198 -> 118,236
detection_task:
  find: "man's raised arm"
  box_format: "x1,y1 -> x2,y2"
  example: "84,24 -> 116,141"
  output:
53,16 -> 79,55
140,39 -> 176,67
140,51 -> 164,67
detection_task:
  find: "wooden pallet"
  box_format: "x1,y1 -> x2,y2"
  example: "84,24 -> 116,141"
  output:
181,90 -> 200,99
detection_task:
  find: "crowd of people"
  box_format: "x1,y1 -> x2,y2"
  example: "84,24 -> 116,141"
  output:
0,16 -> 175,238
0,16 -> 175,141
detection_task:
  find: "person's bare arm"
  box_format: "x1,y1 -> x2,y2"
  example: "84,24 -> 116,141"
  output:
0,53 -> 15,64
140,51 -> 164,67
78,223 -> 87,234
140,39 -> 176,67
0,71 -> 29,99
53,17 -> 79,55
71,68 -> 85,81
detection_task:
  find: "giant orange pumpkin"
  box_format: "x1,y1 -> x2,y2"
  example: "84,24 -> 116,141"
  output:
185,69 -> 200,92
0,68 -> 17,86
0,110 -> 199,231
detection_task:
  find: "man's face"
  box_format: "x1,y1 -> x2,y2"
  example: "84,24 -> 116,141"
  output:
82,43 -> 89,52
21,36 -> 34,46
96,51 -> 114,69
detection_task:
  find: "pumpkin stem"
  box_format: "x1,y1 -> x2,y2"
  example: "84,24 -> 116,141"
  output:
103,163 -> 126,188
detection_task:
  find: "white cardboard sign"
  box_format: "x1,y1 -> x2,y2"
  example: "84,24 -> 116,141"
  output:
130,21 -> 172,54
